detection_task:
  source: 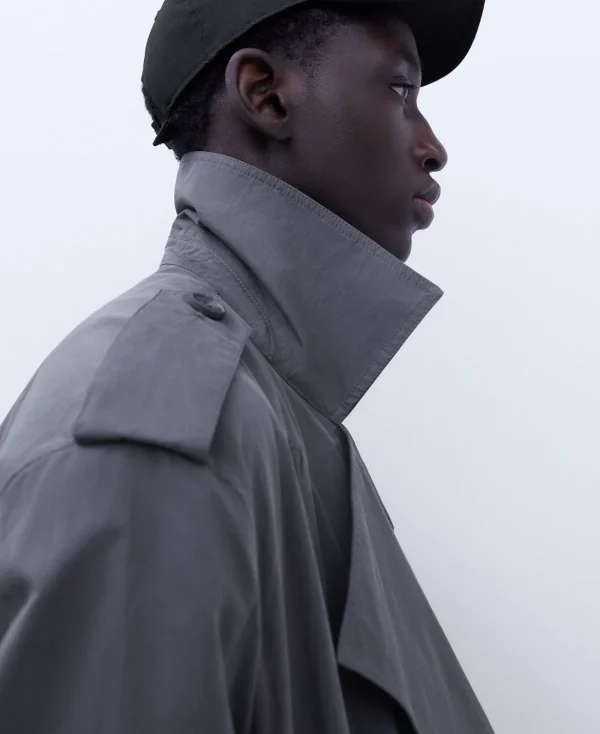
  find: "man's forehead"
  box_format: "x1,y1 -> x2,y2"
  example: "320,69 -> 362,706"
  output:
394,39 -> 421,73
338,17 -> 421,74
378,19 -> 421,70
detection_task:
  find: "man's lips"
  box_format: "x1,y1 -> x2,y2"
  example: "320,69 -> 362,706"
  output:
412,182 -> 441,229
412,197 -> 435,228
414,181 -> 442,206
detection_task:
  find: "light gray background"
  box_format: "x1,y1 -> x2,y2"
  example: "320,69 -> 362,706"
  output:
1,2 -> 599,732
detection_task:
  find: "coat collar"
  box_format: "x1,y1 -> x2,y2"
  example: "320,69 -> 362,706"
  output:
161,152 -> 443,424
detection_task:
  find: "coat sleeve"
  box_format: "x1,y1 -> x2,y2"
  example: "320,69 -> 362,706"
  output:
0,443 -> 260,734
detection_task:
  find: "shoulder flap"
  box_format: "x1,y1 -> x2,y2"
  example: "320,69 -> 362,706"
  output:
74,288 -> 251,464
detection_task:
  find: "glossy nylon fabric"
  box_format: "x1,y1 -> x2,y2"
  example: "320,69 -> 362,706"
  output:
0,153 -> 494,733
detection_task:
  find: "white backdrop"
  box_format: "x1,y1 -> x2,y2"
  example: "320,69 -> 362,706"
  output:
1,2 -> 599,732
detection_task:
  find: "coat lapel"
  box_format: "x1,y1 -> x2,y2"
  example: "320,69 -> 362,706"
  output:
337,428 -> 494,734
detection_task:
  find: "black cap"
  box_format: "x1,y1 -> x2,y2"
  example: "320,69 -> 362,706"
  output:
142,0 -> 485,147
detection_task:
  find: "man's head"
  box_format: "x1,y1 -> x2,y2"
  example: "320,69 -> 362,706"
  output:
143,2 -> 453,261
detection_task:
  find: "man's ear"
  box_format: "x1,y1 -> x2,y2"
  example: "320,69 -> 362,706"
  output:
224,49 -> 293,142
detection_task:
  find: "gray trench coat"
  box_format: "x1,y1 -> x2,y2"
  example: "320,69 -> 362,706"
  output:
0,153 -> 493,734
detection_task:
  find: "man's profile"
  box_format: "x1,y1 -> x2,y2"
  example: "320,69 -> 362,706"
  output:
0,1 -> 492,732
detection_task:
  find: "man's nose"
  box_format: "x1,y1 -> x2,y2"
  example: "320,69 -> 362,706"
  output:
415,118 -> 448,173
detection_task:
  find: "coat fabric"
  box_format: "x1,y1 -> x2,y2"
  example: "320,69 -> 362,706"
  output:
0,153 -> 494,734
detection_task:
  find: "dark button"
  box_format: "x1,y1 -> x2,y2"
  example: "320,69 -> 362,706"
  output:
187,292 -> 226,321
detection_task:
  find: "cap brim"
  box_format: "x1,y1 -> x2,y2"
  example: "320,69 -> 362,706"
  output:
317,0 -> 485,85
152,121 -> 173,147
402,0 -> 485,86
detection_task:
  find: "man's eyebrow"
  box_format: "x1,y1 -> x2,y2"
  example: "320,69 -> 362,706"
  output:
399,47 -> 421,75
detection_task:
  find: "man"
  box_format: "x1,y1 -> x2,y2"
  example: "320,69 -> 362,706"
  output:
0,1 -> 492,732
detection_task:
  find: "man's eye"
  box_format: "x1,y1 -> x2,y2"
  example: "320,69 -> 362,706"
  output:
391,84 -> 413,103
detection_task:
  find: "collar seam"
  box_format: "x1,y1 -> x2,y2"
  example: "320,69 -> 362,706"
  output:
166,234 -> 277,360
187,154 -> 436,293
331,289 -> 442,423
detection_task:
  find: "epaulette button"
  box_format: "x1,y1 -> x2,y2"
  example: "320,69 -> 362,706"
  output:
187,292 -> 226,321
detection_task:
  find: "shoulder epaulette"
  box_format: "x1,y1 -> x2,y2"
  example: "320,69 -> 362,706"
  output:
74,287 -> 251,463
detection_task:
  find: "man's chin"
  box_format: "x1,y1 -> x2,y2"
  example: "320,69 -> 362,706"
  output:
387,233 -> 412,263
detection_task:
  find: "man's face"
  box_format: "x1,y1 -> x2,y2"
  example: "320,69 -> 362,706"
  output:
288,19 -> 448,262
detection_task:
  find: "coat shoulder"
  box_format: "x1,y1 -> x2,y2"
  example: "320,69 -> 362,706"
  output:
73,284 -> 252,464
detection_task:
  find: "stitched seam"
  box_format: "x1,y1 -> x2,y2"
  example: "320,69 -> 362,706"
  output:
333,290 -> 441,422
167,235 -> 276,360
157,261 -> 213,289
189,154 -> 434,291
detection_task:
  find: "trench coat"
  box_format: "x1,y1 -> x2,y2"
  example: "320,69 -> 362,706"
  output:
0,153 -> 494,734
